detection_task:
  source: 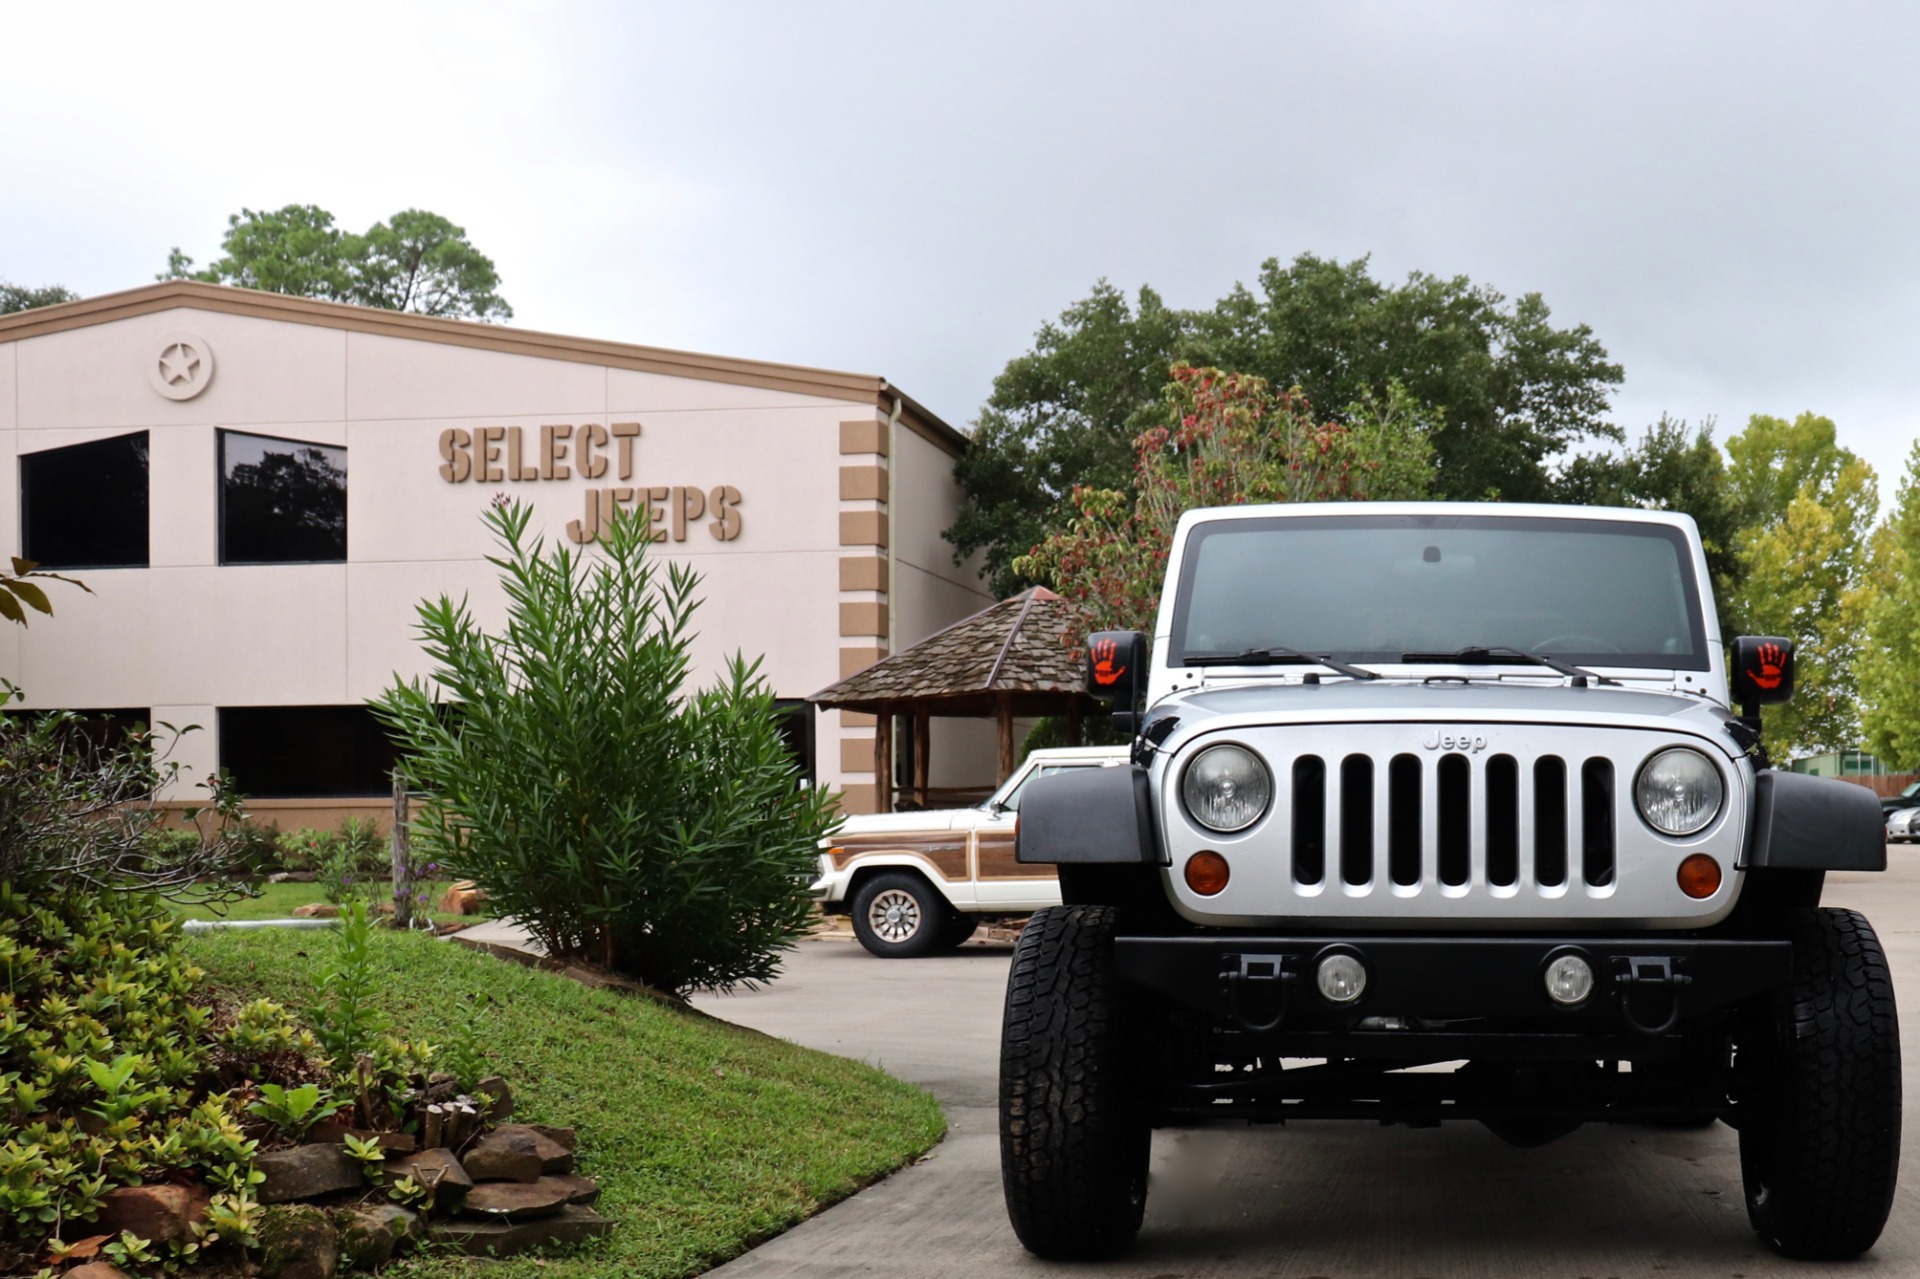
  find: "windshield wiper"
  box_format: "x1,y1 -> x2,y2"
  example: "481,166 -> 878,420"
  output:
1185,646 -> 1380,681
1399,646 -> 1619,687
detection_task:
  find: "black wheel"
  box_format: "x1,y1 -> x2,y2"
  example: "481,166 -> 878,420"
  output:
1738,907 -> 1902,1258
849,872 -> 949,958
940,914 -> 980,949
999,905 -> 1149,1259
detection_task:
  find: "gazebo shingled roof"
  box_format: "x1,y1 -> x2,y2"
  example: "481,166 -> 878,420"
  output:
810,586 -> 1094,717
809,587 -> 1102,807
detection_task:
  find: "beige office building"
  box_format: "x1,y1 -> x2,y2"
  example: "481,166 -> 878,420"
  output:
0,282 -> 991,826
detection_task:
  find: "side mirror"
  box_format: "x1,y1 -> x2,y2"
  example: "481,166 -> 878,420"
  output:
1731,635 -> 1795,715
1086,630 -> 1148,734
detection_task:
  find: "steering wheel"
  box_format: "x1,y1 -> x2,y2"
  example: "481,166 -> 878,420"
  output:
1534,634 -> 1622,654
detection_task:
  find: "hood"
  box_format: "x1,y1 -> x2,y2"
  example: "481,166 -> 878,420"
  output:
1151,678 -> 1741,756
824,808 -> 965,840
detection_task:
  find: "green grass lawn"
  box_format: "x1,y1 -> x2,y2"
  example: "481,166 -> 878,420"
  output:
190,927 -> 946,1279
170,880 -> 481,925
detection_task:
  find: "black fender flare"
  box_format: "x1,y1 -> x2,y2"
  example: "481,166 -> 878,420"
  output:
1745,770 -> 1886,871
1015,765 -> 1166,866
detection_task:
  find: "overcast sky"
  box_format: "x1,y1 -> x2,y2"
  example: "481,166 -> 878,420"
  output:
6,2 -> 1917,507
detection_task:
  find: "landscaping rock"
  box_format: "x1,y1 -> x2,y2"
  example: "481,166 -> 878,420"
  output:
256,1204 -> 339,1279
546,1173 -> 600,1205
440,880 -> 486,914
428,1204 -> 615,1256
94,1183 -> 210,1242
267,870 -> 319,882
462,1177 -> 575,1219
526,1123 -> 575,1152
473,1074 -> 514,1120
257,1143 -> 365,1203
333,1203 -> 421,1270
291,902 -> 340,919
390,1147 -> 474,1205
463,1126 -> 572,1181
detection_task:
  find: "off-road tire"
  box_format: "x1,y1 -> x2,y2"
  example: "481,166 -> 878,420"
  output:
999,905 -> 1149,1259
1738,907 -> 1901,1258
850,872 -> 949,959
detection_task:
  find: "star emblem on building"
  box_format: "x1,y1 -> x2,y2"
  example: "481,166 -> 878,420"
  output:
147,332 -> 216,400
159,341 -> 201,386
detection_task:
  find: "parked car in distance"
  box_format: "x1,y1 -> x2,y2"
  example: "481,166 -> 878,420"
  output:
812,746 -> 1130,957
1884,781 -> 1920,817
1887,807 -> 1920,844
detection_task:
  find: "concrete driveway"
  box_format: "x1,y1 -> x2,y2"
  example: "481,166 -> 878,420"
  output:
692,864 -> 1920,1278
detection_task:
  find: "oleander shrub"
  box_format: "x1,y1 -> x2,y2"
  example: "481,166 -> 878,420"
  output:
372,499 -> 840,995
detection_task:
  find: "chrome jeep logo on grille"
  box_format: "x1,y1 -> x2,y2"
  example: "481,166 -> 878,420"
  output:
1422,729 -> 1488,753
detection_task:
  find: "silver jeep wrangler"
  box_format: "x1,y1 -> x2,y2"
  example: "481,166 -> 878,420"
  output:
1004,502 -> 1898,1261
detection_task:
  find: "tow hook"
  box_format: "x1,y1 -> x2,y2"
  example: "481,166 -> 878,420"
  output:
1223,953 -> 1296,1032
1613,955 -> 1692,1035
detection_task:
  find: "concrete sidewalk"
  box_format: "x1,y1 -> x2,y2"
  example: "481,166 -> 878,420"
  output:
451,880 -> 1920,1277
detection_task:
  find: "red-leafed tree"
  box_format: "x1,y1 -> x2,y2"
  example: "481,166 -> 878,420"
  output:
1015,365 -> 1435,637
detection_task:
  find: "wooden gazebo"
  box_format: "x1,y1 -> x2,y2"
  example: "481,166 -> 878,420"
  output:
809,587 -> 1101,812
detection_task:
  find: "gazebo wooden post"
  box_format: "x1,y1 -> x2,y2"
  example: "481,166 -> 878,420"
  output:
1066,699 -> 1083,747
873,701 -> 893,814
913,705 -> 931,807
996,692 -> 1015,783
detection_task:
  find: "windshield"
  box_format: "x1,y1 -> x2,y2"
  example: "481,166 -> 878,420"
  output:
1171,513 -> 1707,672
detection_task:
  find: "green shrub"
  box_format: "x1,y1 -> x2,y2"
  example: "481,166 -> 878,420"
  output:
372,499 -> 840,995
221,817 -> 282,879
334,815 -> 387,874
0,885 -> 265,1269
275,826 -> 326,873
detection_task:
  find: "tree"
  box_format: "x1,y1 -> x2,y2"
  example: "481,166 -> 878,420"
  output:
371,500 -> 837,995
948,282 -> 1188,596
1718,414 -> 1878,760
0,280 -> 78,314
1859,442 -> 1920,768
164,205 -> 512,321
1195,255 -> 1624,503
1015,365 -> 1434,636
1558,415 -> 1741,594
950,256 -> 1624,595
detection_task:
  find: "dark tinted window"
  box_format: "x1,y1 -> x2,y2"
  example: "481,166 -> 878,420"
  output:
1,707 -> 151,756
774,699 -> 816,786
220,432 -> 346,564
20,432 -> 150,568
219,706 -> 398,798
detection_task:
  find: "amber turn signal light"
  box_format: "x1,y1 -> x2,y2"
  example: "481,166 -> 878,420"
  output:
1677,853 -> 1722,899
1185,851 -> 1230,895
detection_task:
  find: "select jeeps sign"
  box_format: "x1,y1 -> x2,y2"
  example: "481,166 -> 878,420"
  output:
436,422 -> 741,545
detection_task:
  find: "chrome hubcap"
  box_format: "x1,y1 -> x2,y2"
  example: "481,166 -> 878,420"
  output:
868,889 -> 922,943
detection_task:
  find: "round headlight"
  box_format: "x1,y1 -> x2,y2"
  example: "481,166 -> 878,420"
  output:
1181,743 -> 1272,833
1635,748 -> 1724,837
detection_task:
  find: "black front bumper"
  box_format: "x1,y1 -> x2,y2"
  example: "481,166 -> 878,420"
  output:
1115,933 -> 1791,1042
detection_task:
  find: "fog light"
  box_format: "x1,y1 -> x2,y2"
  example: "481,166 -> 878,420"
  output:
1185,851 -> 1230,895
1316,952 -> 1367,1003
1544,953 -> 1595,1005
1677,853 -> 1722,899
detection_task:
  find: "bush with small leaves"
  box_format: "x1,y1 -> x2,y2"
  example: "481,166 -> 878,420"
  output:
0,886 -> 267,1271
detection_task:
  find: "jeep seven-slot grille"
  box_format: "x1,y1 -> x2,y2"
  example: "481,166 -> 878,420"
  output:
1289,752 -> 1615,890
